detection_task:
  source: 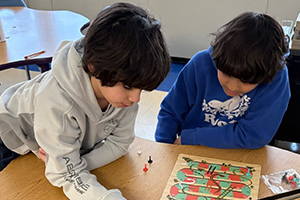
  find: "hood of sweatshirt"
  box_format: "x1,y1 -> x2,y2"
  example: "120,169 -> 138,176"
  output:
51,38 -> 104,122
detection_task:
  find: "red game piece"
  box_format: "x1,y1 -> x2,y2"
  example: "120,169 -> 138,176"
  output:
143,164 -> 148,172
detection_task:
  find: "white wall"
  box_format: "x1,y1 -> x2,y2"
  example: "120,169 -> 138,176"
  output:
26,0 -> 300,58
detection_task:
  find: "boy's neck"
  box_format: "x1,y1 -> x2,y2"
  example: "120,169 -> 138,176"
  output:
90,76 -> 109,111
97,99 -> 109,111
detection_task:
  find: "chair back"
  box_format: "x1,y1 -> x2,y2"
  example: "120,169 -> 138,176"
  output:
270,54 -> 300,145
0,0 -> 26,7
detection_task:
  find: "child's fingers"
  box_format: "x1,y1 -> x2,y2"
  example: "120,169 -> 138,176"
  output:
39,147 -> 46,154
38,148 -> 47,163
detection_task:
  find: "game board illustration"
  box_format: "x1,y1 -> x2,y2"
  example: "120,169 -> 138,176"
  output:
160,154 -> 261,200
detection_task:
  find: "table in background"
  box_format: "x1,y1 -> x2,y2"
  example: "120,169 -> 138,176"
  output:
0,6 -> 89,71
1,137 -> 300,199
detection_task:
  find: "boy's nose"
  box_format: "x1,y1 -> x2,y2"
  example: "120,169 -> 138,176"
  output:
129,89 -> 141,103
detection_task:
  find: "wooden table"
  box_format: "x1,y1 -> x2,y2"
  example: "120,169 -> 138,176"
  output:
1,137 -> 300,199
0,7 -> 89,71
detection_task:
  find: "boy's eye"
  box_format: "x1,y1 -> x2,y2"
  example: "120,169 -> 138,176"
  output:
123,85 -> 132,90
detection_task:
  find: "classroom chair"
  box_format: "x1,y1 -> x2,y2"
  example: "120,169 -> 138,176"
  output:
0,0 -> 26,7
269,54 -> 300,153
80,21 -> 90,35
0,57 -> 52,79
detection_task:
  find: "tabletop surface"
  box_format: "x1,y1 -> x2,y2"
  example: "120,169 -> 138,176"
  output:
0,7 -> 89,66
1,136 -> 300,200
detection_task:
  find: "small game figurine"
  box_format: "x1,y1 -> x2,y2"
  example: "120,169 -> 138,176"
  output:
143,164 -> 148,172
282,172 -> 300,187
148,156 -> 153,163
137,150 -> 142,155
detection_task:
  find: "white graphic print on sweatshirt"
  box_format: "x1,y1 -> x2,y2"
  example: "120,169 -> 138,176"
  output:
202,95 -> 251,127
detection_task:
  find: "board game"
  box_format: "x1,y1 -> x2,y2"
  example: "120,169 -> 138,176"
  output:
160,154 -> 261,200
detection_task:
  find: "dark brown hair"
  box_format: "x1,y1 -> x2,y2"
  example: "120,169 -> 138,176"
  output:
82,2 -> 170,91
211,12 -> 288,84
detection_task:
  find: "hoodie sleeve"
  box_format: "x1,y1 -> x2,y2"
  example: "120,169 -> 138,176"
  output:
35,124 -> 126,200
82,104 -> 138,171
34,106 -> 128,200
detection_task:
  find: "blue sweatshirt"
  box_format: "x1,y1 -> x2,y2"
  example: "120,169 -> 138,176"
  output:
155,49 -> 290,149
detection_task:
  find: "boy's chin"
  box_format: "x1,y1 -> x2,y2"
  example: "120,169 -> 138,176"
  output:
223,88 -> 241,97
111,103 -> 131,108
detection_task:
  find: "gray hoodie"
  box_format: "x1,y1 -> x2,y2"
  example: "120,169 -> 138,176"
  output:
0,38 -> 138,199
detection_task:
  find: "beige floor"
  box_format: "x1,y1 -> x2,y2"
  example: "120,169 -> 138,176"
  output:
0,68 -> 167,141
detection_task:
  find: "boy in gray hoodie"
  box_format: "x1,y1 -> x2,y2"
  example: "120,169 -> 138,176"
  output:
0,2 -> 170,199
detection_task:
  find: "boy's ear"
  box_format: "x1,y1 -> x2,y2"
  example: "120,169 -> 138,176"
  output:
87,64 -> 95,73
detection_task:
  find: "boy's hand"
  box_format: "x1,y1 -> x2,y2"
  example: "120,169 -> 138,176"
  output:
38,147 -> 47,163
174,136 -> 182,145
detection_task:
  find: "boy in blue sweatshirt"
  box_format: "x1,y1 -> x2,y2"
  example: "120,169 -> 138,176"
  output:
155,12 -> 290,149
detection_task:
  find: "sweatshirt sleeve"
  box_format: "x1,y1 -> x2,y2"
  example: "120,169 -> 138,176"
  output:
34,108 -> 130,200
181,67 -> 291,149
82,104 -> 137,171
155,60 -> 197,144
